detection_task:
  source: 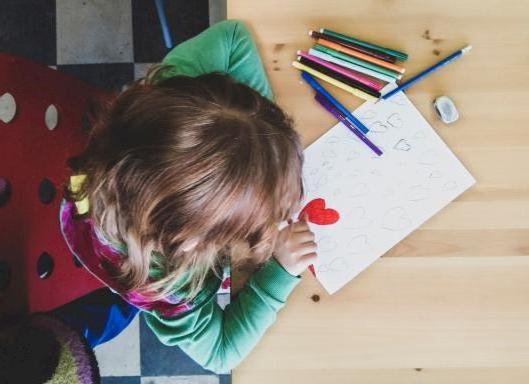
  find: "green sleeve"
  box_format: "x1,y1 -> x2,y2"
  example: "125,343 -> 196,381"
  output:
158,19 -> 273,100
143,258 -> 301,374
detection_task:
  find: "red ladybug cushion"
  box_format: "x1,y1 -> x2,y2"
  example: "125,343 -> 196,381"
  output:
0,53 -> 105,314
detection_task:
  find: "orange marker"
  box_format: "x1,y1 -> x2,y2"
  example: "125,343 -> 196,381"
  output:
317,38 -> 406,74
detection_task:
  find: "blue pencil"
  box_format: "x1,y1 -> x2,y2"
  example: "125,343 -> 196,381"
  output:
382,45 -> 472,100
301,71 -> 370,134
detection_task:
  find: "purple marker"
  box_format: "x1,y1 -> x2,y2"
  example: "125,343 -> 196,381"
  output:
314,93 -> 383,156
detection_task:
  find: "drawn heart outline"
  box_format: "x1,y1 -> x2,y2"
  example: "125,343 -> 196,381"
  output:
299,198 -> 340,225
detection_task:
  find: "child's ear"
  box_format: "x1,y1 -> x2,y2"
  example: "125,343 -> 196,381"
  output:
181,238 -> 199,252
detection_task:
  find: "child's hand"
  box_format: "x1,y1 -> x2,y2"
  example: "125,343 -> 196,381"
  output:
273,215 -> 317,276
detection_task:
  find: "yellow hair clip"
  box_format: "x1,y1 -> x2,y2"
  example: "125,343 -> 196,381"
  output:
69,174 -> 89,215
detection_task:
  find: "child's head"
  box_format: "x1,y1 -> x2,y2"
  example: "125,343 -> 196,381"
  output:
72,68 -> 304,299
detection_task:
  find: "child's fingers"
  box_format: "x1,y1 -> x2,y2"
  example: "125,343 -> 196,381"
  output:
291,231 -> 315,243
300,252 -> 318,265
295,241 -> 317,256
292,219 -> 310,232
296,212 -> 309,224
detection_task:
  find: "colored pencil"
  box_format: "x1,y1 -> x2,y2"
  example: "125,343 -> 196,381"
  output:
308,48 -> 397,83
313,45 -> 402,80
292,61 -> 377,102
317,39 -> 406,74
297,51 -> 384,91
309,30 -> 397,63
381,45 -> 472,100
320,28 -> 408,62
315,93 -> 382,156
300,71 -> 370,134
297,56 -> 381,98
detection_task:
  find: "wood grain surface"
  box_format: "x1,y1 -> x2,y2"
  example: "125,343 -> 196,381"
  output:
227,1 -> 529,382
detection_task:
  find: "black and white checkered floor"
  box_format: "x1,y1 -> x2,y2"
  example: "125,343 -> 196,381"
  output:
1,0 -> 230,383
1,0 -> 211,90
95,281 -> 231,384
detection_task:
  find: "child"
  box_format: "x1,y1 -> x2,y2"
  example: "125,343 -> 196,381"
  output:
60,20 -> 316,373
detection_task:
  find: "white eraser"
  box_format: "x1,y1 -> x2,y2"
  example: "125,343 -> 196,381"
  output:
433,96 -> 459,124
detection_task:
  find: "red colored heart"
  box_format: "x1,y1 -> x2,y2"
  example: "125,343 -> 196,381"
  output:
299,198 -> 340,225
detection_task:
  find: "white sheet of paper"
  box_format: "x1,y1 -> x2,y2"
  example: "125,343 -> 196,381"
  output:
302,88 -> 476,294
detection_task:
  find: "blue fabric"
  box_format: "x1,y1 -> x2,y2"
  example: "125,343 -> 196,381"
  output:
51,288 -> 139,348
154,0 -> 173,48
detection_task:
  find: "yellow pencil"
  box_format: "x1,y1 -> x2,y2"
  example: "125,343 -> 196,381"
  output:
291,61 -> 377,102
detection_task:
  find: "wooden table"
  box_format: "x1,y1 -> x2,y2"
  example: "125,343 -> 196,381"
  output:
228,1 -> 529,383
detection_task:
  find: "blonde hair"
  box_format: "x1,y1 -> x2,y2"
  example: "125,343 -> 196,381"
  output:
69,67 -> 304,301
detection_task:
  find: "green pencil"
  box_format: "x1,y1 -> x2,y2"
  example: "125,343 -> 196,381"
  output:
313,44 -> 402,80
321,28 -> 408,62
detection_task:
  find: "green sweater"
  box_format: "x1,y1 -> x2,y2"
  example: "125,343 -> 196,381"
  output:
143,20 -> 301,374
